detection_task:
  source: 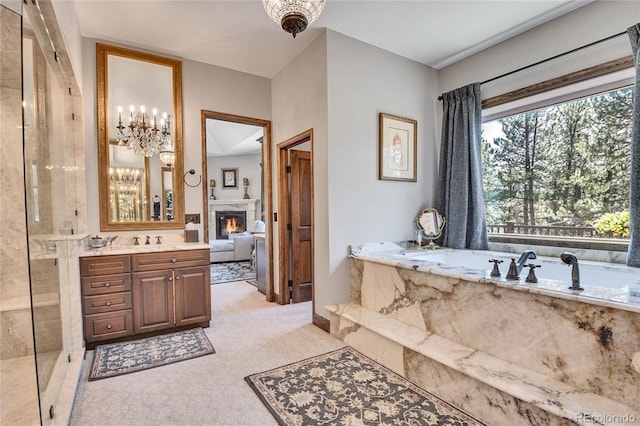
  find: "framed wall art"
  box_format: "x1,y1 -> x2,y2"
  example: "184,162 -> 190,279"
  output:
379,113 -> 417,182
222,168 -> 238,188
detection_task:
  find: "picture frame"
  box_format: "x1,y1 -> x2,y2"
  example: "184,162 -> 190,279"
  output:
222,168 -> 238,188
379,112 -> 417,182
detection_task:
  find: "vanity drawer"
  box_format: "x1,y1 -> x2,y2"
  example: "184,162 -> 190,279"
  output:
82,273 -> 131,295
132,249 -> 209,271
83,292 -> 132,315
84,310 -> 133,342
80,255 -> 131,276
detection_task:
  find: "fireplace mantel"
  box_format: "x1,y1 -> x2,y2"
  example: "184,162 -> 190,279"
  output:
208,199 -> 260,239
208,199 -> 258,208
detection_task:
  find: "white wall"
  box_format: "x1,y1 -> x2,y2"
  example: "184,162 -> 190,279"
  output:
207,153 -> 262,204
82,38 -> 271,238
272,31 -> 329,303
273,30 -> 438,318
322,30 -> 438,318
439,1 -> 639,99
182,59 -> 271,238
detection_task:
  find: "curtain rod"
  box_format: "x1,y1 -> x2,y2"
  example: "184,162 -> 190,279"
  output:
438,30 -> 628,101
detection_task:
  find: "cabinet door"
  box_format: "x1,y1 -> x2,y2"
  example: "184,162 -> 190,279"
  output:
132,270 -> 174,333
174,266 -> 211,327
255,237 -> 267,294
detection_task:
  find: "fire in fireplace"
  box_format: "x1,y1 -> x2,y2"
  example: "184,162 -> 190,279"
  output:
215,211 -> 247,239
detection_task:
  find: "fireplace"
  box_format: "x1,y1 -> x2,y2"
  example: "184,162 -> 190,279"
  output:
215,211 -> 246,239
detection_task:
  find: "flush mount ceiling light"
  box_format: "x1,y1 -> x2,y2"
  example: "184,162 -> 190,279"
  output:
159,149 -> 175,168
262,0 -> 326,38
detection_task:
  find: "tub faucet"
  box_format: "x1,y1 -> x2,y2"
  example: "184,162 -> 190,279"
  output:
561,252 -> 583,291
506,250 -> 537,280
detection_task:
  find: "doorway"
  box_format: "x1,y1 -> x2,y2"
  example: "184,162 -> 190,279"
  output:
277,130 -> 314,309
200,110 -> 274,302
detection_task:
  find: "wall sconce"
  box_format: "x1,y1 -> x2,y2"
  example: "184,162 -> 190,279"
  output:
242,177 -> 250,199
209,179 -> 216,200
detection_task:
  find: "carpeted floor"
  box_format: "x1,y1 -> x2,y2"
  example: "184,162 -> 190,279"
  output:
245,346 -> 485,426
89,328 -> 215,381
211,261 -> 255,284
69,281 -> 344,426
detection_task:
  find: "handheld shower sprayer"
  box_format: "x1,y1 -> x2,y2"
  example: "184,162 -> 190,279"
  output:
560,252 -> 583,291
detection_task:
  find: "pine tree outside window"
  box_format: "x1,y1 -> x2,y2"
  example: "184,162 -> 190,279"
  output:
481,74 -> 633,248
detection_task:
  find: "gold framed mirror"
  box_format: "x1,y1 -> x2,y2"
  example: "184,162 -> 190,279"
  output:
97,43 -> 184,231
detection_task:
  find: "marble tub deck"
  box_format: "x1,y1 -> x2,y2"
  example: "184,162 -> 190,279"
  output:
328,244 -> 640,425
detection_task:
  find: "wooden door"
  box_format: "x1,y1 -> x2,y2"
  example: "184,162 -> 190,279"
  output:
131,270 -> 174,333
290,150 -> 312,303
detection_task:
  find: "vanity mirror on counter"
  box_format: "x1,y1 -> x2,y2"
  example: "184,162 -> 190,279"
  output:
416,208 -> 446,249
97,43 -> 184,231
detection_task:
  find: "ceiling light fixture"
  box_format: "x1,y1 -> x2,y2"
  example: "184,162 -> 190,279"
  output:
159,150 -> 175,168
262,0 -> 326,38
116,104 -> 171,157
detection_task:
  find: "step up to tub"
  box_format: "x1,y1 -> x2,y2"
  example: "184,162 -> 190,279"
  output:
327,302 -> 638,424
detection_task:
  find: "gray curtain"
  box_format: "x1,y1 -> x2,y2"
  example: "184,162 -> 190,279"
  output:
436,83 -> 488,249
628,24 -> 640,267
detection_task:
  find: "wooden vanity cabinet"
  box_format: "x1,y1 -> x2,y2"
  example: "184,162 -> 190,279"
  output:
131,249 -> 211,334
80,249 -> 210,346
80,255 -> 133,344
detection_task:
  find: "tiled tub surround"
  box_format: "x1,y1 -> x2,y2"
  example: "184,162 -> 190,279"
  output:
327,243 -> 640,425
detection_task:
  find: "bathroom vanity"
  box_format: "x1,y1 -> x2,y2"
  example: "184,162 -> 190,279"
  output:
79,244 -> 211,347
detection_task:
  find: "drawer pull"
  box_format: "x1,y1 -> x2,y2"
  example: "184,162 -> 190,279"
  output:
107,324 -> 112,329
106,301 -> 112,306
105,282 -> 111,287
176,275 -> 180,280
172,258 -> 177,263
168,276 -> 173,281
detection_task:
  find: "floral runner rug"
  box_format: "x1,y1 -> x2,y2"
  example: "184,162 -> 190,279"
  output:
211,261 -> 255,284
89,328 -> 215,381
245,346 -> 485,425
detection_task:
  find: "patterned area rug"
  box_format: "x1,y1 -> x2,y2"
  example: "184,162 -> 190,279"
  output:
211,261 -> 255,284
245,346 -> 485,426
89,328 -> 215,381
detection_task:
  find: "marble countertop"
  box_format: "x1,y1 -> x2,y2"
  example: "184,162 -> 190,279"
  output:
350,242 -> 640,314
79,242 -> 211,257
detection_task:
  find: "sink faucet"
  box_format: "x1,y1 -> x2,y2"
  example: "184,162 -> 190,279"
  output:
561,252 -> 583,291
506,250 -> 537,280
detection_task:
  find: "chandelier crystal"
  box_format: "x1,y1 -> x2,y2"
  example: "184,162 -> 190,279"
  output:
262,0 -> 326,38
116,105 -> 171,157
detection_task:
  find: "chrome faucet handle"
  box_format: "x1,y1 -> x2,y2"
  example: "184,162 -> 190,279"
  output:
155,236 -> 162,244
506,258 -> 519,280
525,264 -> 541,283
488,259 -> 503,277
133,236 -> 140,246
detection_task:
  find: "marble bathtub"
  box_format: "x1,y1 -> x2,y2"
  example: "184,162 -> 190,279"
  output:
370,246 -> 640,309
327,243 -> 640,425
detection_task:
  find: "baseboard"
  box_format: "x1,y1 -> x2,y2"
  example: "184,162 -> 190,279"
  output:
313,313 -> 330,332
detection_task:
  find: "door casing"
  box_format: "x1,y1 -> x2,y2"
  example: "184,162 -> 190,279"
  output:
277,130 -> 314,312
200,110 -> 274,302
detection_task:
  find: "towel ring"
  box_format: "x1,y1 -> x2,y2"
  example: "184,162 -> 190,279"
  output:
183,169 -> 202,187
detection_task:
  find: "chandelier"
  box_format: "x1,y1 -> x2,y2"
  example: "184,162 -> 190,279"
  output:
116,105 -> 171,157
262,0 -> 326,38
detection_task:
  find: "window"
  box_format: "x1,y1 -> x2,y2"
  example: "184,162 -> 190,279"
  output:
481,84 -> 633,243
